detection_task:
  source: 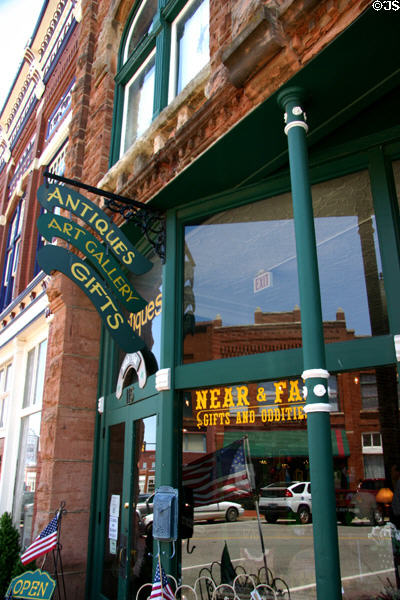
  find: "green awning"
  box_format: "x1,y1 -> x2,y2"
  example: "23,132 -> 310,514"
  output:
224,429 -> 349,458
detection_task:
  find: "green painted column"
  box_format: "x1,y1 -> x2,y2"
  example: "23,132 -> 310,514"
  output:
277,87 -> 342,600
155,210 -> 181,578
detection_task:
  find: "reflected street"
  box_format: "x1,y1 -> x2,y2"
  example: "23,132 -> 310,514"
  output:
181,517 -> 397,600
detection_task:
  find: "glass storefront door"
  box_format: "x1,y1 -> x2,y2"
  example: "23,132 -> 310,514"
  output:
95,392 -> 158,600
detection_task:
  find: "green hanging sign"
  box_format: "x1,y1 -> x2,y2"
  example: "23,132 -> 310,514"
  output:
6,569 -> 56,600
37,213 -> 147,313
37,245 -> 145,353
37,183 -> 152,275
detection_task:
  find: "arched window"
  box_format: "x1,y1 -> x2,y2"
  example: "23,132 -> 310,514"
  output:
113,0 -> 209,161
123,0 -> 157,64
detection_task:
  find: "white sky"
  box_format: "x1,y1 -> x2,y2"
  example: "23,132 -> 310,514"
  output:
0,0 -> 44,110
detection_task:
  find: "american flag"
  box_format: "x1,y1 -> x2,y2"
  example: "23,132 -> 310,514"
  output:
182,438 -> 252,506
149,562 -> 175,600
20,514 -> 59,565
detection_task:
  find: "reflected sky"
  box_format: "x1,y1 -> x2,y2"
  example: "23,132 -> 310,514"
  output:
143,414 -> 157,449
186,212 -> 384,337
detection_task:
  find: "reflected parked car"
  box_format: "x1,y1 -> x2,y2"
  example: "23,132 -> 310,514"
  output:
260,478 -> 389,526
193,501 -> 244,523
336,478 -> 388,525
259,481 -> 312,524
137,494 -> 244,533
136,493 -> 154,519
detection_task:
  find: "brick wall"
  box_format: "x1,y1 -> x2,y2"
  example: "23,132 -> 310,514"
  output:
35,2 -> 102,595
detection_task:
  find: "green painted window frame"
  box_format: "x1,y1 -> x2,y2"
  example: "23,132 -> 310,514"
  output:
172,142 -> 400,391
110,0 -> 209,165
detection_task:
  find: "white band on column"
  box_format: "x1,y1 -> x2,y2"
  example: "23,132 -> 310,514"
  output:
155,368 -> 171,391
284,120 -> 309,135
302,369 -> 330,380
394,334 -> 400,362
303,403 -> 332,414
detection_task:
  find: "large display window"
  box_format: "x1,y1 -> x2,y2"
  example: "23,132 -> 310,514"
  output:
176,151 -> 400,599
182,168 -> 390,365
179,364 -> 400,598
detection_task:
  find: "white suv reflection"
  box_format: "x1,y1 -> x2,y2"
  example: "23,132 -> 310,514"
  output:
259,481 -> 312,524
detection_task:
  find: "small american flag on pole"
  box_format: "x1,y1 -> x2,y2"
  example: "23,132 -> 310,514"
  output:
182,438 -> 252,506
149,561 -> 175,600
20,514 -> 59,565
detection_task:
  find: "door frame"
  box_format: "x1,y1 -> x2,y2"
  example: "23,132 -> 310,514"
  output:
90,374 -> 160,600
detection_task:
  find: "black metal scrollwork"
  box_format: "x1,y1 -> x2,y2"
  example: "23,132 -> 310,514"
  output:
43,171 -> 166,263
103,197 -> 165,263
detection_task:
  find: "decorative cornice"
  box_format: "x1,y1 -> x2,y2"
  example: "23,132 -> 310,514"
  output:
5,77 -> 34,133
72,0 -> 82,23
100,74 -> 250,207
39,1 -> 68,60
0,271 -> 46,324
222,6 -> 285,88
1,0 -> 76,151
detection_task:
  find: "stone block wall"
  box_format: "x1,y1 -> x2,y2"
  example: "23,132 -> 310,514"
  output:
93,0 -> 370,205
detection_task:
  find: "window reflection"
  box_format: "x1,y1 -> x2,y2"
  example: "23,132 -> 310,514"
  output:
122,252 -> 163,375
180,365 -> 400,597
23,340 -> 47,408
13,412 -> 41,549
183,171 -> 389,364
183,192 -> 301,363
1,199 -> 25,311
101,416 -> 156,600
132,415 -> 156,598
121,53 -> 155,153
171,0 -> 209,97
312,171 -> 388,340
360,373 -> 378,410
13,339 -> 47,547
136,415 -> 156,495
0,363 -> 12,428
125,0 -> 157,61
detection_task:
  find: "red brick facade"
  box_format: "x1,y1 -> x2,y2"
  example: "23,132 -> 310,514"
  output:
0,1 -> 397,598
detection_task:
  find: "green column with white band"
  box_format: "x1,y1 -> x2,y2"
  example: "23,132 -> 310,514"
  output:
277,87 -> 342,600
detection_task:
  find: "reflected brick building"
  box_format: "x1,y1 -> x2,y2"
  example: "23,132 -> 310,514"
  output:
183,306 -> 394,489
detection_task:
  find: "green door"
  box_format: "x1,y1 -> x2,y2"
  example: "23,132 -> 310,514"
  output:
93,385 -> 159,600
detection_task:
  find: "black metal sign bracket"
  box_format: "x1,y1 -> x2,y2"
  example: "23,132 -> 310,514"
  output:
43,171 -> 166,263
